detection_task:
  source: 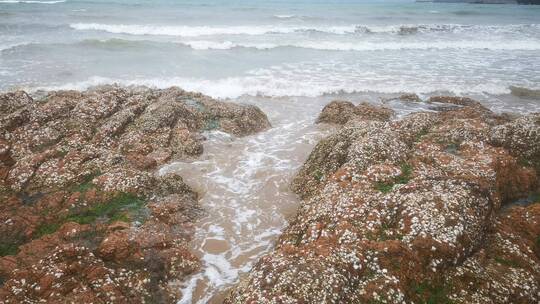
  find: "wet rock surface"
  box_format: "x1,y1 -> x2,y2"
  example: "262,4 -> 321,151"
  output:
227,98 -> 540,304
0,86 -> 270,303
316,100 -> 394,125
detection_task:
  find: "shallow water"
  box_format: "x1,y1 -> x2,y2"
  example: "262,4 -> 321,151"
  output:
159,96 -> 335,303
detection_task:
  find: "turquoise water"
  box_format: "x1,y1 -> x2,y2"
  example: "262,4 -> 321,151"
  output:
1,0 -> 540,98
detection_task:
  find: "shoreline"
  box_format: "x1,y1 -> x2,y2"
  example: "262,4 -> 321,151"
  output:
0,85 -> 539,303
2,84 -> 540,117
6,81 -> 540,99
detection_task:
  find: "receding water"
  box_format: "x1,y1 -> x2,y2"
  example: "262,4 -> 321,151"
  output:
159,95 -> 335,303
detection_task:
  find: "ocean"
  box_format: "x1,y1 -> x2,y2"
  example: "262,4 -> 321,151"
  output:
2,1 -> 539,303
1,0 -> 540,103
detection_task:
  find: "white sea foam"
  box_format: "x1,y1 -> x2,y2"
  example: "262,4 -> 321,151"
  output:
273,14 -> 296,19
180,39 -> 540,51
178,276 -> 199,304
0,42 -> 24,52
69,23 -> 358,37
29,74 -> 518,100
6,37 -> 536,53
202,254 -> 239,286
357,23 -> 540,34
70,22 -> 540,37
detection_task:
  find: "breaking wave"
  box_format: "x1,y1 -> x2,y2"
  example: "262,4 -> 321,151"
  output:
29,75 -> 518,100
509,85 -> 540,99
180,39 -> 540,51
69,22 -> 540,37
14,38 -> 536,53
69,23 -> 358,36
273,14 -> 296,19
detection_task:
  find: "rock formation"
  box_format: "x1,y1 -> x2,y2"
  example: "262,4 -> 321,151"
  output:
226,98 -> 540,303
0,86 -> 270,303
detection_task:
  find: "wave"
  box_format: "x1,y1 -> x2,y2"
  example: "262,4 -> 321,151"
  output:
6,37 -> 540,53
79,38 -> 149,48
452,10 -> 482,16
181,39 -> 540,51
69,23 -> 358,37
273,14 -> 296,19
0,42 -> 31,52
69,22 -> 540,38
509,86 -> 540,99
0,0 -> 65,3
28,75 -> 520,100
357,23 -> 540,35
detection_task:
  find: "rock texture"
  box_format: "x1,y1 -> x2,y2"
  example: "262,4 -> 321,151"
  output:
227,98 -> 540,304
0,86 -> 270,303
316,100 -> 394,125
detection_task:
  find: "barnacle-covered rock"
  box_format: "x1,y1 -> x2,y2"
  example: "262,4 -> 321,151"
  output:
317,100 -> 394,125
293,102 -> 396,199
444,203 -> 540,304
490,113 -> 540,172
0,86 -> 270,303
227,99 -> 540,304
0,91 -> 33,115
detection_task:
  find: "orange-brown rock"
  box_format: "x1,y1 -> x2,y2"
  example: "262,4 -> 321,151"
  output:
227,99 -> 540,304
316,100 -> 394,125
0,86 -> 270,303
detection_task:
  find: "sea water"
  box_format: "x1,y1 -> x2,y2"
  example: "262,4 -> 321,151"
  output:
2,1 -> 540,303
1,0 -> 540,99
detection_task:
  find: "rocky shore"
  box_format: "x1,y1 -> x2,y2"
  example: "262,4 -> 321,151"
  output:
226,97 -> 540,303
1,86 -> 539,304
0,86 -> 270,303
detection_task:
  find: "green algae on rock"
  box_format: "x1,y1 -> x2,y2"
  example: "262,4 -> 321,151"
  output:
0,86 -> 270,303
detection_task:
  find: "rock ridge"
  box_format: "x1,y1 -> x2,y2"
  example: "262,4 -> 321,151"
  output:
0,85 -> 270,303
227,97 -> 540,304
